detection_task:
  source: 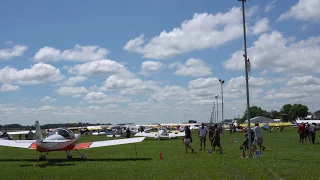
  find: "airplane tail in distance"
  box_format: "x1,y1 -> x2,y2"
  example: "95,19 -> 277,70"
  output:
35,120 -> 43,142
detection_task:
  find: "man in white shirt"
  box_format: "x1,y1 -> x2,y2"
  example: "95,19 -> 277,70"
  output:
198,123 -> 207,150
254,123 -> 265,151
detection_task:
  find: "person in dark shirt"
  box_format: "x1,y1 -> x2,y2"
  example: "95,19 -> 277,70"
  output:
208,126 -> 214,147
298,123 -> 305,144
208,124 -> 222,154
126,128 -> 131,138
184,126 -> 194,153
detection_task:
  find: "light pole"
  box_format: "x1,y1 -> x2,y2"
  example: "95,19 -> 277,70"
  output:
238,0 -> 252,158
210,102 -> 215,126
215,95 -> 219,124
219,79 -> 225,135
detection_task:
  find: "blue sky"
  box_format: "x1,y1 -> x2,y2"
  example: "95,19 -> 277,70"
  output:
0,0 -> 319,125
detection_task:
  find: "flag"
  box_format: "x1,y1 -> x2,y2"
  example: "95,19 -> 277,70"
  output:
247,58 -> 251,78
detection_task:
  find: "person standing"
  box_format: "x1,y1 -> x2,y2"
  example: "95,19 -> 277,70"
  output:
208,126 -> 214,147
254,123 -> 265,151
184,126 -> 194,153
198,123 -> 207,150
310,123 -> 317,144
208,124 -> 222,154
298,122 -> 305,144
126,128 -> 131,138
27,129 -> 34,140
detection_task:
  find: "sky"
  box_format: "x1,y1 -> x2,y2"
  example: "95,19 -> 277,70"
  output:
0,0 -> 320,125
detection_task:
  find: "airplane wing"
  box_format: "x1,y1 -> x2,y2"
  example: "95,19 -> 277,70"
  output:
169,132 -> 185,137
7,130 -> 36,135
0,140 -> 36,149
134,132 -> 157,137
73,137 -> 145,150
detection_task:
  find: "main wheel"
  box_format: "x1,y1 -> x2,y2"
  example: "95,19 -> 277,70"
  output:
81,154 -> 87,160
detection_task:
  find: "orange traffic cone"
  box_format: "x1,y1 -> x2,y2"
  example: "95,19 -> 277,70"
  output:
159,152 -> 163,160
241,149 -> 246,158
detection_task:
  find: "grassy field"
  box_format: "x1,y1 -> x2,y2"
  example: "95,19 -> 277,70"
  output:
1,128 -> 320,180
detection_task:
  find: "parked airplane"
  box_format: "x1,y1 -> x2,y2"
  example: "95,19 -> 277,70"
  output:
239,122 -> 292,131
0,130 -> 36,140
0,121 -> 145,160
134,129 -> 185,139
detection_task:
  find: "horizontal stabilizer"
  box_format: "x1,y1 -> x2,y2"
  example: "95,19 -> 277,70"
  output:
42,139 -> 71,143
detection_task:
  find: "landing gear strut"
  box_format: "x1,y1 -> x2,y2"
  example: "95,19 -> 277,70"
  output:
66,150 -> 72,159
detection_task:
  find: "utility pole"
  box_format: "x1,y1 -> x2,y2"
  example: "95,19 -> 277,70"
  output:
219,79 -> 225,135
238,0 -> 252,158
210,102 -> 215,126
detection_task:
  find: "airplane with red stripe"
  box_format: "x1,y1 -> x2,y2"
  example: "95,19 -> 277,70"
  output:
0,121 -> 145,160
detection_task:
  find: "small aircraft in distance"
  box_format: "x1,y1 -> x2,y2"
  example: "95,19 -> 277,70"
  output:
0,130 -> 36,140
134,129 -> 185,140
0,121 -> 145,160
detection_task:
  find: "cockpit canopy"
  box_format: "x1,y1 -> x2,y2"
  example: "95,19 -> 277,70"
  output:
50,128 -> 75,139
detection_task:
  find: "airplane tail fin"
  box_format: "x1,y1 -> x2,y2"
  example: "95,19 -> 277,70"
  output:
35,120 -> 43,142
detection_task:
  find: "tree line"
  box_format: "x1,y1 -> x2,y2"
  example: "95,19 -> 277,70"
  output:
0,122 -> 111,130
238,103 -> 309,124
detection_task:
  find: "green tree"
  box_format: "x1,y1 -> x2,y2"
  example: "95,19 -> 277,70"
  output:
281,104 -> 292,114
288,104 -> 308,120
240,106 -> 266,123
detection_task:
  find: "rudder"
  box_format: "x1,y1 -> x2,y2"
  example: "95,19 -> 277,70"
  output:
35,120 -> 43,141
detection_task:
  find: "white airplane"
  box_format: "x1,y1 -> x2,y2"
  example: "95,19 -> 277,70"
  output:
0,130 -> 36,140
134,129 -> 185,140
0,121 -> 145,160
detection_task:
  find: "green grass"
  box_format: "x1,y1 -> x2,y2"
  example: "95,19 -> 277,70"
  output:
1,128 -> 320,180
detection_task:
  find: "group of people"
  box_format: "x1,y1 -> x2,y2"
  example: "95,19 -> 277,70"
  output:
183,123 -> 223,154
298,122 -> 317,144
183,122 -> 267,153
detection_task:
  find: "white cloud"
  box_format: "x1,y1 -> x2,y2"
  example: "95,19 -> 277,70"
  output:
0,45 -> 28,60
0,84 -> 20,92
278,0 -> 320,22
265,0 -> 277,12
149,85 -> 189,102
84,92 -> 131,104
251,18 -> 270,35
223,31 -> 320,75
38,105 -> 53,111
170,58 -> 212,77
56,86 -> 89,97
0,63 -> 63,85
41,96 -> 56,103
124,6 -> 258,59
140,61 -> 164,76
287,76 -> 320,86
58,76 -> 87,86
34,44 -> 110,62
101,75 -> 159,95
68,59 -> 132,77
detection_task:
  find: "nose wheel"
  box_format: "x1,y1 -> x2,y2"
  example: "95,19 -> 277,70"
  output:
39,152 -> 48,161
39,154 -> 46,161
